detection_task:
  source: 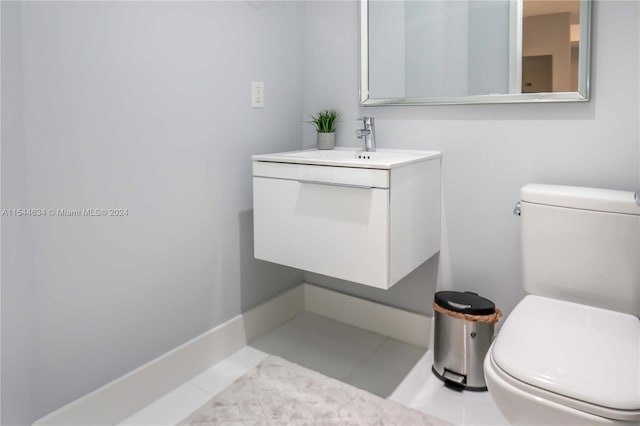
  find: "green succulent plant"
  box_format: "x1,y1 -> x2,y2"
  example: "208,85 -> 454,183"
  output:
307,109 -> 340,133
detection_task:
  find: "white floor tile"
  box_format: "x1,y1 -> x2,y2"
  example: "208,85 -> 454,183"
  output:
118,315 -> 508,426
390,350 -> 509,426
189,346 -> 268,396
344,338 -> 425,397
250,312 -> 386,380
117,383 -> 211,426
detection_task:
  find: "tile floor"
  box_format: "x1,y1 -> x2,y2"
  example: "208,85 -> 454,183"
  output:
250,312 -> 425,397
119,312 -> 509,426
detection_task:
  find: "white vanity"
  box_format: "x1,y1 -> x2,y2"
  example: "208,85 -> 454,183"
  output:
252,148 -> 441,289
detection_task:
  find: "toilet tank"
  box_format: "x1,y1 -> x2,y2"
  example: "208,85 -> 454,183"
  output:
520,184 -> 640,316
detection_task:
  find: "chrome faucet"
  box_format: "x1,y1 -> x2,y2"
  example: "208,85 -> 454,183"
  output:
356,117 -> 376,152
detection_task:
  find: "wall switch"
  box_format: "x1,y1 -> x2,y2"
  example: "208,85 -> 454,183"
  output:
251,81 -> 264,108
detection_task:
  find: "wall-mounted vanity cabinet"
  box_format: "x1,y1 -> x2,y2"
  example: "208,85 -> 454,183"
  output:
252,148 -> 441,289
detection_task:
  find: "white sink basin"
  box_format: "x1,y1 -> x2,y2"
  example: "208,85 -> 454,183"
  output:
252,148 -> 441,169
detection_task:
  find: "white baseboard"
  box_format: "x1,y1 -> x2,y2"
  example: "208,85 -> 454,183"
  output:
33,286 -> 305,426
33,283 -> 430,425
303,283 -> 431,348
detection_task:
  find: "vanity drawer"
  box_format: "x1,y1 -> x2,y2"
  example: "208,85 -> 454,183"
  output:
253,161 -> 389,189
253,175 -> 390,288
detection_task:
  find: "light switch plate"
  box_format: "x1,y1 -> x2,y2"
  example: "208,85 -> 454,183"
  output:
251,81 -> 264,108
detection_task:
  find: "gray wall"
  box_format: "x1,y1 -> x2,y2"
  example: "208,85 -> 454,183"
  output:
302,1 -> 639,318
1,2 -> 304,424
2,1 -> 639,424
1,3 -> 36,424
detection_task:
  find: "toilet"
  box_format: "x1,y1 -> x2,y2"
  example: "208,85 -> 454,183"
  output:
484,184 -> 640,425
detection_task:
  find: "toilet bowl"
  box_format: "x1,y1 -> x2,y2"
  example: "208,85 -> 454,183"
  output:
484,184 -> 640,425
484,295 -> 640,425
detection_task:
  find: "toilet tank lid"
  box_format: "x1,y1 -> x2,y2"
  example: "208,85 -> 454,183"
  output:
521,184 -> 640,215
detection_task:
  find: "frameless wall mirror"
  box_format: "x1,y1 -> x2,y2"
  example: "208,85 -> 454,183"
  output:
360,0 -> 591,105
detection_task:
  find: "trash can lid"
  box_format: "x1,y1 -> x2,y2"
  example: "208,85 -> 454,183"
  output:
434,291 -> 496,315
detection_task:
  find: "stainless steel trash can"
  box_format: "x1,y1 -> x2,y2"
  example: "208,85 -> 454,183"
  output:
432,291 -> 501,391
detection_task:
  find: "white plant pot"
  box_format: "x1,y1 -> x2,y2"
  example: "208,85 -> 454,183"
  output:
317,132 -> 335,150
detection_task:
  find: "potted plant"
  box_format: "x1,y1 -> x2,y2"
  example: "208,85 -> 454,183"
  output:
307,109 -> 340,150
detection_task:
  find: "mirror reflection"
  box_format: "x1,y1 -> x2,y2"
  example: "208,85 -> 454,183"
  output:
362,0 -> 590,105
522,0 -> 580,93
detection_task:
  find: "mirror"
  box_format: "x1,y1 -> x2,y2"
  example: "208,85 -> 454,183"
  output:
360,0 -> 591,105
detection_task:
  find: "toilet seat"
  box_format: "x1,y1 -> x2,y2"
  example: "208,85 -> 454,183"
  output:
488,349 -> 640,422
491,295 -> 640,422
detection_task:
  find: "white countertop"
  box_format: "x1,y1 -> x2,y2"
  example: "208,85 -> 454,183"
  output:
252,148 -> 442,170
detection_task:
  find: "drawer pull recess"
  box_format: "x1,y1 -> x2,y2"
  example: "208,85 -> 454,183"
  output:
297,179 -> 375,190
